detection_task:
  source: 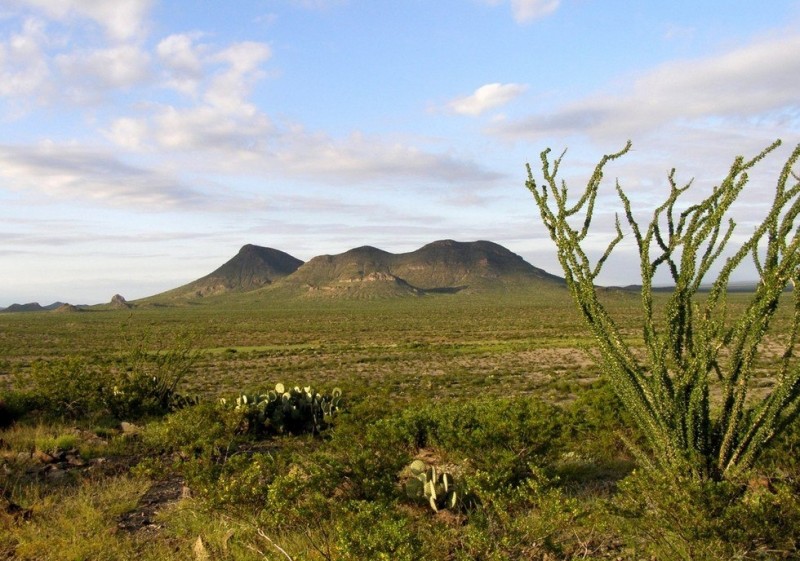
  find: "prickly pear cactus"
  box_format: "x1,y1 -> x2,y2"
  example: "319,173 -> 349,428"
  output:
404,460 -> 458,512
223,383 -> 342,436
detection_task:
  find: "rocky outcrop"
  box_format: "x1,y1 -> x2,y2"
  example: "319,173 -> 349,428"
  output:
111,294 -> 132,309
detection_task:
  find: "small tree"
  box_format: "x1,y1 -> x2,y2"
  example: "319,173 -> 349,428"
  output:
526,139 -> 800,480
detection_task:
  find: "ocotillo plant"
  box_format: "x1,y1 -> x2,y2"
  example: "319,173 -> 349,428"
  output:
526,140 -> 800,480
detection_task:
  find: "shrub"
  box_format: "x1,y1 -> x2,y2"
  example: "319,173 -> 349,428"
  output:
7,333 -> 198,422
16,357 -> 105,420
335,501 -> 426,561
527,140 -> 800,479
610,469 -> 800,559
456,467 -> 583,560
102,334 -> 198,419
392,397 -> 565,486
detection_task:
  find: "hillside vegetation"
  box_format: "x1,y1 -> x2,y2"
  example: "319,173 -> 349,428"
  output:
136,239 -> 563,306
1,286 -> 798,560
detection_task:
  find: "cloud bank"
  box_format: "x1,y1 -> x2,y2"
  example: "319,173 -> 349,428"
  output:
491,33 -> 800,141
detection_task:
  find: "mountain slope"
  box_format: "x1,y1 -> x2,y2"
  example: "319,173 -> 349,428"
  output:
393,239 -> 561,291
278,246 -> 423,298
275,240 -> 563,298
146,244 -> 304,301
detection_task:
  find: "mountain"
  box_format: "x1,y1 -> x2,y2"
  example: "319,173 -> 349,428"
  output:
1,302 -> 65,313
280,246 -> 424,299
147,244 -> 304,301
393,240 -> 562,291
4,241 -> 565,308
276,240 -> 563,298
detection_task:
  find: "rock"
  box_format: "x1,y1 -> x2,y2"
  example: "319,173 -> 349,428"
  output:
44,464 -> 68,480
110,294 -> 132,309
193,536 -> 210,561
120,421 -> 141,435
117,476 -> 187,533
33,449 -> 57,464
65,453 -> 85,467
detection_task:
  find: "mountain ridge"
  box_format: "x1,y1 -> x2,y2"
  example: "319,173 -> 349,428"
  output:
2,240 -> 567,310
278,239 -> 563,298
140,239 -> 565,303
0,302 -> 66,313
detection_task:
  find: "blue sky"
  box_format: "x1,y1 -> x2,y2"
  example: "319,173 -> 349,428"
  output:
1,0 -> 799,305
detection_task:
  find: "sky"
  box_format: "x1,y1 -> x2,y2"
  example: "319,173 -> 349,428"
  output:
1,0 -> 799,306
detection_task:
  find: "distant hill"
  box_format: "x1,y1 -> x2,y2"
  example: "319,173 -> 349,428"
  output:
277,240 -> 563,298
281,246 -> 423,299
53,303 -> 82,313
393,240 -> 562,291
145,244 -> 304,301
1,302 -> 66,313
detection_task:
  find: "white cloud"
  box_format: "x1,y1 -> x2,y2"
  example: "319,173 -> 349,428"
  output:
491,33 -> 800,140
482,0 -> 561,23
511,0 -> 560,23
0,11 -> 153,109
448,82 -> 528,116
55,44 -> 151,102
152,104 -> 272,152
271,129 -> 506,184
7,0 -> 153,41
132,40 -> 275,153
0,17 -> 51,102
205,41 -> 272,111
0,143 -> 204,208
157,33 -> 205,95
106,117 -> 149,150
121,35 -> 501,187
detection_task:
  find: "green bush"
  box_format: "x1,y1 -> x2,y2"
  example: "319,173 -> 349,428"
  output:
335,501 -> 426,561
0,391 -> 33,427
6,334 -> 197,422
456,467 -> 582,560
390,397 -> 565,486
16,357 -> 105,420
140,402 -> 244,460
102,336 -> 198,419
611,469 -> 800,559
202,451 -> 277,510
258,455 -> 345,535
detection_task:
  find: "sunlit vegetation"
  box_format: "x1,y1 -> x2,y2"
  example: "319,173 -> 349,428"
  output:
1,284 -> 798,559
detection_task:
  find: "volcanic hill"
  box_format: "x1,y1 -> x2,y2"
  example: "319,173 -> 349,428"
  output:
271,240 -> 563,298
139,240 -> 563,304
153,244 -> 304,300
